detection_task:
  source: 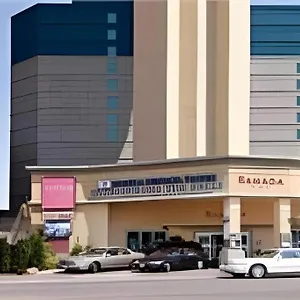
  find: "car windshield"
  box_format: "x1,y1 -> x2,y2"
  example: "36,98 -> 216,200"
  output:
255,250 -> 279,258
80,248 -> 107,256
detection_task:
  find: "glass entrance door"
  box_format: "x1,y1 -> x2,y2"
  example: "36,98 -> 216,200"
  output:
195,232 -> 224,260
292,230 -> 300,248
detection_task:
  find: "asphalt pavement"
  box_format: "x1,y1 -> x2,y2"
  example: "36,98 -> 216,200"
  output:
1,269 -> 300,300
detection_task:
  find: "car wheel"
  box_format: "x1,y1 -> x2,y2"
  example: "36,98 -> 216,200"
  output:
249,264 -> 266,279
88,262 -> 100,274
197,261 -> 204,269
163,263 -> 171,273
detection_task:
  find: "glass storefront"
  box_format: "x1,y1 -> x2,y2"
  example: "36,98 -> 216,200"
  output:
195,232 -> 224,260
127,230 -> 167,251
195,232 -> 252,259
292,230 -> 300,248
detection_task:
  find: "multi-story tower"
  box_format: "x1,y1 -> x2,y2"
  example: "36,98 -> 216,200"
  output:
133,0 -> 251,161
9,1 -> 133,216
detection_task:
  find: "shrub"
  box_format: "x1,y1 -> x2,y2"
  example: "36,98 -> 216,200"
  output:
70,243 -> 83,256
10,244 -> 18,273
15,239 -> 31,274
0,239 -> 11,273
43,242 -> 59,270
28,232 -> 45,269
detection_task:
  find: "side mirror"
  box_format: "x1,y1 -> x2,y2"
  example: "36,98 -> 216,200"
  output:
106,253 -> 111,257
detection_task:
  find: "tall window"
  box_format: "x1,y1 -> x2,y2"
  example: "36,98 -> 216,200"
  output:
107,96 -> 118,109
107,79 -> 118,91
107,57 -> 117,74
107,114 -> 119,141
107,46 -> 117,56
107,13 -> 117,24
107,29 -> 116,40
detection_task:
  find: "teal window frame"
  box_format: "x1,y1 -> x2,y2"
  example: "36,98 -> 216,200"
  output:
107,57 -> 117,74
107,29 -> 116,40
107,79 -> 118,91
107,13 -> 117,24
107,125 -> 119,141
107,96 -> 118,109
107,46 -> 117,56
107,114 -> 118,125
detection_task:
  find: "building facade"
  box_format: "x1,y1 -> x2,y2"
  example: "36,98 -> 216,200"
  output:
250,6 -> 300,156
27,156 -> 300,257
133,0 -> 251,160
8,1 -> 300,220
9,1 -> 133,216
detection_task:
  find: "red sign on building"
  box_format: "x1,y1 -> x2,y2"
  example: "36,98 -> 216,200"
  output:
42,177 -> 76,209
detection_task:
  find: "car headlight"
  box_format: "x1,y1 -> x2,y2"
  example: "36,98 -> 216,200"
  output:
134,260 -> 139,264
150,261 -> 164,265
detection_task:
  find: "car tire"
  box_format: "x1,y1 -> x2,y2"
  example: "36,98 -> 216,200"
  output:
249,264 -> 266,279
88,262 -> 100,274
163,263 -> 171,273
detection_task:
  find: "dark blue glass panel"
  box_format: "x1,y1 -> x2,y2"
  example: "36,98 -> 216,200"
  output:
251,6 -> 300,56
11,1 -> 133,65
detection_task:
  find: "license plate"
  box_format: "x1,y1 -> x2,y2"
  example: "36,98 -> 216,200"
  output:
139,263 -> 145,268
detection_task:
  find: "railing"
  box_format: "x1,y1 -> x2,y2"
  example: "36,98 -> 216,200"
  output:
88,181 -> 223,200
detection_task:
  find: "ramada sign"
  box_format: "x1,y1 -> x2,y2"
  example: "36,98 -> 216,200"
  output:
238,176 -> 284,186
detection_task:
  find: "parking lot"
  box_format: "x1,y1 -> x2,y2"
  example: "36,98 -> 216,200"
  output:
2,269 -> 300,300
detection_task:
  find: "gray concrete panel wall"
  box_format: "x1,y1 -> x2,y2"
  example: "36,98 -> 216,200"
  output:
36,56 -> 133,165
10,58 -> 38,215
9,55 -> 133,216
250,56 -> 300,156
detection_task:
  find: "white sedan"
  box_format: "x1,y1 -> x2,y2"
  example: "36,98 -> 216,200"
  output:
220,248 -> 300,279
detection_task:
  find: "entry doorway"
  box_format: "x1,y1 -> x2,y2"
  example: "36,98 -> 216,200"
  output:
195,232 -> 224,260
292,230 -> 300,248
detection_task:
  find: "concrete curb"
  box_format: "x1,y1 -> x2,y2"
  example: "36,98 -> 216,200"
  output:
38,269 -> 65,275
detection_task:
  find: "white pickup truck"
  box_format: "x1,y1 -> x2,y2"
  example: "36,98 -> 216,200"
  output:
220,248 -> 300,278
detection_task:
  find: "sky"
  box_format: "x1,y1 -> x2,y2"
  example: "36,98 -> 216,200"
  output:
0,0 -> 299,210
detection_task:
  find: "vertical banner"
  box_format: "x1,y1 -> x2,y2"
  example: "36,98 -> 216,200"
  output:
42,177 -> 76,210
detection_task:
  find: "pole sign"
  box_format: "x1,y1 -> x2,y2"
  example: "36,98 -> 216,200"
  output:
88,174 -> 222,200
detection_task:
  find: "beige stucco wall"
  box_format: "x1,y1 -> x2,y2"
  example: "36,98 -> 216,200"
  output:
29,197 -> 290,251
30,163 -> 228,204
133,0 -> 250,161
70,203 -> 109,249
109,199 -> 223,246
28,158 -> 300,251
229,168 -> 300,198
133,0 -> 167,161
214,0 -> 250,156
30,165 -> 300,202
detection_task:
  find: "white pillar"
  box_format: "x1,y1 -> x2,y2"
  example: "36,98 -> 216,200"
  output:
213,0 -> 250,156
196,0 -> 207,156
273,198 -> 291,248
223,197 -> 241,243
166,0 -> 180,159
